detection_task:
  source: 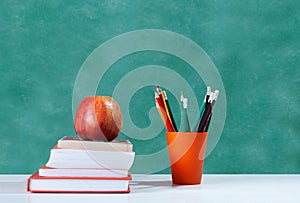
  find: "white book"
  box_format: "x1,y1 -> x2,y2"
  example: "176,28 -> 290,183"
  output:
27,171 -> 131,193
39,166 -> 129,177
57,136 -> 133,152
45,148 -> 135,169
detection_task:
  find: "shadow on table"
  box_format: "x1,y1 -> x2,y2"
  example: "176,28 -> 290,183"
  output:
130,180 -> 173,192
0,181 -> 27,193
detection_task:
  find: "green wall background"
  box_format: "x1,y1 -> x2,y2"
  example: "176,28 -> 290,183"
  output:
0,0 -> 299,174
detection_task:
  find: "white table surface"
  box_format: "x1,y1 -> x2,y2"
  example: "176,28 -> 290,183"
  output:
0,174 -> 300,203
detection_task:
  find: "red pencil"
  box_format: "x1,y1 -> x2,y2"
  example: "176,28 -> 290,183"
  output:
155,92 -> 174,132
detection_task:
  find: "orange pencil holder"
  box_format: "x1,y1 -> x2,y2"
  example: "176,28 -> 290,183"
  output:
166,132 -> 208,185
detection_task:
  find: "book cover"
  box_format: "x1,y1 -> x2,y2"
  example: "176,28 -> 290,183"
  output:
39,165 -> 129,178
27,171 -> 131,193
45,147 -> 135,169
58,136 -> 133,152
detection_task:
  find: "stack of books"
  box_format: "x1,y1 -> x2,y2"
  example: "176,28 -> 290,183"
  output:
27,136 -> 135,193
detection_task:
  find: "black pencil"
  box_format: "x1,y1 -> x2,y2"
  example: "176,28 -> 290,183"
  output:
197,101 -> 213,132
198,90 -> 219,132
203,112 -> 212,132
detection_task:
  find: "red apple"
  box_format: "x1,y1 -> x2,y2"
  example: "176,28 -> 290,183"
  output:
74,96 -> 122,141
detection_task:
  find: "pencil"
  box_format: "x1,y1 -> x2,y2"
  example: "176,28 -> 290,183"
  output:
156,86 -> 177,132
179,93 -> 191,132
192,86 -> 211,132
197,91 -> 215,132
162,90 -> 177,132
206,86 -> 211,103
197,90 -> 219,132
155,92 -> 174,132
203,112 -> 212,132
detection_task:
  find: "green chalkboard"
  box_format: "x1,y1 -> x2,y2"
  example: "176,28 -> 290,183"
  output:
0,0 -> 300,174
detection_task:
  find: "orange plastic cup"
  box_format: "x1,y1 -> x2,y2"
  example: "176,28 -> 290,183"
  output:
166,132 -> 208,185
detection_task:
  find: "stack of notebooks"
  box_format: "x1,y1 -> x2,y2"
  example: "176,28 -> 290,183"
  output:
27,136 -> 135,193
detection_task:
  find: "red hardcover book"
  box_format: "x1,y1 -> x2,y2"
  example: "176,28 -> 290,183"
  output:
27,171 -> 131,193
